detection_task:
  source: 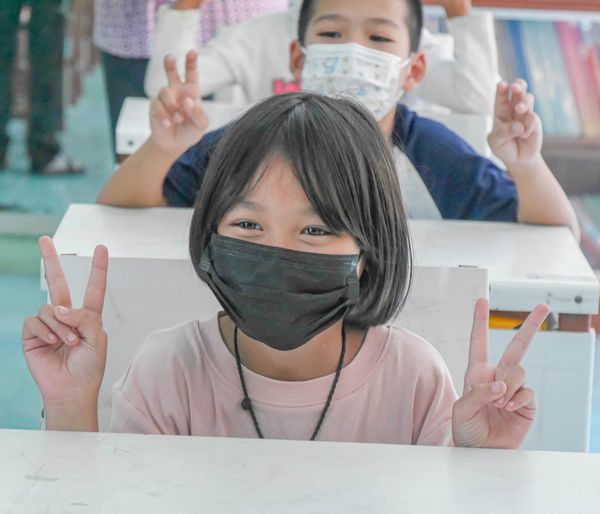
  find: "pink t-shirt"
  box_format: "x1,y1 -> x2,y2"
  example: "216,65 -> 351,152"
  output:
110,315 -> 457,445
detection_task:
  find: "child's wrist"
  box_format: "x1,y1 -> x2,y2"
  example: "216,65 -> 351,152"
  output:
44,396 -> 99,432
442,0 -> 472,18
147,136 -> 187,162
506,155 -> 546,180
173,0 -> 204,10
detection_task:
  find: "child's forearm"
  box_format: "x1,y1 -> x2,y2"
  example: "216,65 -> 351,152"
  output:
509,157 -> 580,241
44,398 -> 99,432
144,5 -> 200,98
97,139 -> 180,208
441,0 -> 472,18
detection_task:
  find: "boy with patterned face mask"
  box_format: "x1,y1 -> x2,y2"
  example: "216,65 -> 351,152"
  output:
145,0 -> 498,115
295,0 -> 424,125
98,0 -> 579,241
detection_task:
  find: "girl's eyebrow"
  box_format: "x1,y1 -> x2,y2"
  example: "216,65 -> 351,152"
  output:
301,206 -> 320,216
232,200 -> 263,212
233,201 -> 318,216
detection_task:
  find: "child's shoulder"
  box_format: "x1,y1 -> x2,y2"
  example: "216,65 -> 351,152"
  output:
369,323 -> 450,377
393,104 -> 465,148
130,317 -> 218,374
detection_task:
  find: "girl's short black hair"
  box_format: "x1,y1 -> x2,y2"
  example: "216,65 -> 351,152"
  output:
189,93 -> 412,329
298,0 -> 423,53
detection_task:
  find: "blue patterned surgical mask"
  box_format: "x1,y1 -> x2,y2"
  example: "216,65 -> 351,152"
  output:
301,43 -> 413,120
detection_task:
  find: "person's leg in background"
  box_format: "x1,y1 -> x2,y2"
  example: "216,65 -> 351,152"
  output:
0,0 -> 25,169
28,0 -> 83,174
100,52 -> 149,156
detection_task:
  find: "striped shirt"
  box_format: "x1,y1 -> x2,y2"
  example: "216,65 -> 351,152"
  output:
94,0 -> 289,58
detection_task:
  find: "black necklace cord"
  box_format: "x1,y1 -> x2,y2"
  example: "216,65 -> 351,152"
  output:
234,326 -> 264,439
310,324 -> 346,440
233,324 -> 347,441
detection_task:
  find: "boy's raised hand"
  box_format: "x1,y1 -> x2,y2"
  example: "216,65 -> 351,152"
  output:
488,80 -> 543,168
22,237 -> 108,416
150,49 -> 208,155
174,0 -> 213,8
452,298 -> 550,448
440,0 -> 472,18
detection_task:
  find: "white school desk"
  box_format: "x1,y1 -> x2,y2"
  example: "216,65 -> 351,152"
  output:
115,97 -> 245,157
50,204 -> 599,452
115,97 -> 493,158
2,429 -> 600,514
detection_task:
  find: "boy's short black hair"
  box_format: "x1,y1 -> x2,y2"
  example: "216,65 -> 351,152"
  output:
298,0 -> 423,53
189,93 -> 412,329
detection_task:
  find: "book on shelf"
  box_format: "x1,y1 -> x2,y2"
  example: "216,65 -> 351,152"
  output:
570,196 -> 600,269
426,11 -> 600,139
556,22 -> 600,137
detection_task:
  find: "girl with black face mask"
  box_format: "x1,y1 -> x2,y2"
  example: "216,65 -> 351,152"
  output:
23,93 -> 549,449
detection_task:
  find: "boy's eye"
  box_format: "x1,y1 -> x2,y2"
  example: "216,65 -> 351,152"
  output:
317,31 -> 342,39
303,226 -> 330,236
235,221 -> 262,231
370,34 -> 394,43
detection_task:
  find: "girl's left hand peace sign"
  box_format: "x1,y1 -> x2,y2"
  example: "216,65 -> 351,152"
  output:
452,298 -> 550,449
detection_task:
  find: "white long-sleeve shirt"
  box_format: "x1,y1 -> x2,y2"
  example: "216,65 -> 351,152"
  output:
145,6 -> 499,115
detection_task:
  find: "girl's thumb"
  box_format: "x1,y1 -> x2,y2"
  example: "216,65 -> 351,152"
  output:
455,381 -> 507,421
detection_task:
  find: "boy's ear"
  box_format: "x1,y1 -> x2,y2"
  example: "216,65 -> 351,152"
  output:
402,51 -> 427,92
289,40 -> 305,81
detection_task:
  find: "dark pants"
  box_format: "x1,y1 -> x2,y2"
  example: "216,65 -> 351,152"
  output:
0,0 -> 66,168
101,51 -> 148,154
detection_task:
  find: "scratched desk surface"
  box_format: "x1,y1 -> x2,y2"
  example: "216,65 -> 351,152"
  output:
2,429 -> 600,514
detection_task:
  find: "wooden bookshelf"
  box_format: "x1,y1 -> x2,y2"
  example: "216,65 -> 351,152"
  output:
423,1 -> 600,10
424,1 -> 600,21
425,1 -> 600,194
543,139 -> 600,195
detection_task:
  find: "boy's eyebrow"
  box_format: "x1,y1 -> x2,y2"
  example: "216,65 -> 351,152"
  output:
312,13 -> 349,24
313,13 -> 400,30
367,17 -> 401,29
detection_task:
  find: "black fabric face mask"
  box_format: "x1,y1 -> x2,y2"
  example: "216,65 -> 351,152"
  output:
198,234 -> 360,351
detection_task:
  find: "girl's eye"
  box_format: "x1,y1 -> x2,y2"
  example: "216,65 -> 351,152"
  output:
317,31 -> 342,39
370,35 -> 394,43
303,226 -> 330,236
235,221 -> 262,231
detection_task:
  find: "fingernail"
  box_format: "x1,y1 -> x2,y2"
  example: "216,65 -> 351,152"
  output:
162,119 -> 171,128
47,333 -> 57,343
67,332 -> 77,343
491,381 -> 503,394
57,306 -> 69,314
184,97 -> 194,109
507,401 -> 515,410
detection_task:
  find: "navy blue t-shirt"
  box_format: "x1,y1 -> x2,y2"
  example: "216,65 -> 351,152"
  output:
163,104 -> 518,221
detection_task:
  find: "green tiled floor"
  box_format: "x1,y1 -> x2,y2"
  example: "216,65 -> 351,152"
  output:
0,62 -> 115,429
0,272 -> 45,429
0,67 -> 114,215
0,236 -> 46,428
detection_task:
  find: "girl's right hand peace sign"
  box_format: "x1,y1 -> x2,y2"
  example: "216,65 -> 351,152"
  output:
22,237 -> 109,415
150,49 -> 209,155
452,298 -> 550,449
